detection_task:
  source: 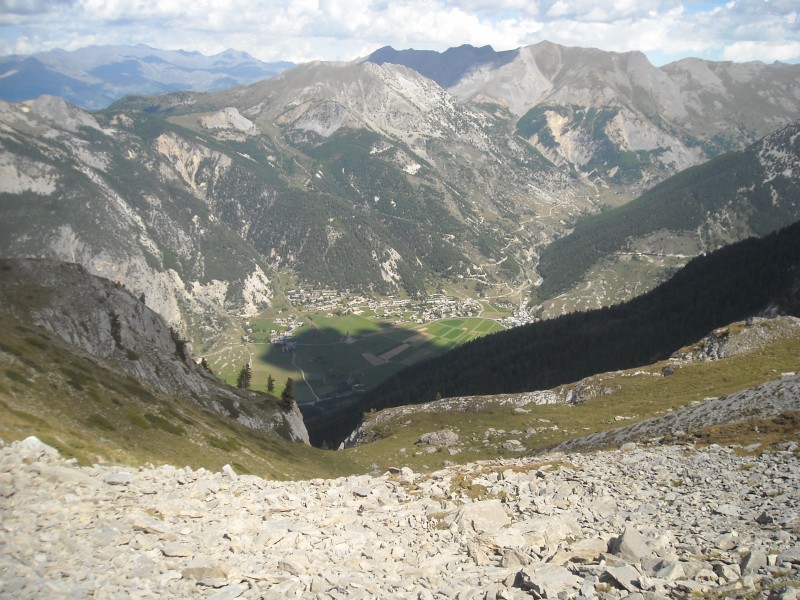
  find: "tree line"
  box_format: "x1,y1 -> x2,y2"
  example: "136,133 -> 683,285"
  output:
233,362 -> 295,411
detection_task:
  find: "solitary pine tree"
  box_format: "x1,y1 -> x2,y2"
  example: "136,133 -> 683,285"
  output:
267,373 -> 275,394
280,377 -> 294,409
236,363 -> 252,389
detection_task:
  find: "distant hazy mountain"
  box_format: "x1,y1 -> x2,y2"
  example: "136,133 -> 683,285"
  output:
367,44 -> 518,88
0,45 -> 293,109
367,42 -> 800,190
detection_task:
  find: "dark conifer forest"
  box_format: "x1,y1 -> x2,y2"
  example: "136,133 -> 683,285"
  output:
307,220 -> 800,447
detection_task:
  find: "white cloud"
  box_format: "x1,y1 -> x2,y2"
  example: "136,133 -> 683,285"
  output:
0,0 -> 797,65
722,41 -> 800,63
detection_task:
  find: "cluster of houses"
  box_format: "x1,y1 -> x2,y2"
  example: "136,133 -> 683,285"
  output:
398,294 -> 483,324
287,287 -> 486,324
242,314 -> 302,351
285,288 -> 361,312
242,288 -> 537,348
498,305 -> 537,328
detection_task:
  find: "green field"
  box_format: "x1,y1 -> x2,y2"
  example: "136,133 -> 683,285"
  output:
241,313 -> 505,404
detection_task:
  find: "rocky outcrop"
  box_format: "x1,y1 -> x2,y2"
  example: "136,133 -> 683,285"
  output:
0,258 -> 308,444
672,317 -> 800,363
1,435 -> 797,598
417,429 -> 459,448
553,372 -> 800,454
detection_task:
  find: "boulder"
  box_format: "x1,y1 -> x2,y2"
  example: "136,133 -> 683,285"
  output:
104,472 -> 133,486
454,500 -> 510,535
514,563 -> 582,598
778,547 -> 800,566
417,430 -> 459,448
610,527 -> 654,563
603,564 -> 642,592
741,549 -> 768,574
517,515 -> 583,551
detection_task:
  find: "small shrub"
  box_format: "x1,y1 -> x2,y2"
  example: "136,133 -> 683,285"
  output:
86,414 -> 116,431
144,413 -> 185,436
205,434 -> 240,452
231,462 -> 250,475
4,368 -> 27,384
23,336 -> 47,351
127,412 -> 150,429
120,378 -> 156,404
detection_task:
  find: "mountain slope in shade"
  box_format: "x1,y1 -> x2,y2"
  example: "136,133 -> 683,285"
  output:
309,220 -> 800,447
0,45 -> 293,109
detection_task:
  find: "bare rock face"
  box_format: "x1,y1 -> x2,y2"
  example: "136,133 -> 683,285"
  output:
0,98 -> 274,336
553,371 -> 800,454
374,41 -> 800,191
673,317 -> 800,363
0,258 -> 308,443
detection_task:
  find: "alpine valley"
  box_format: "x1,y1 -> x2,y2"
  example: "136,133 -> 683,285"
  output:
2,42 -> 800,341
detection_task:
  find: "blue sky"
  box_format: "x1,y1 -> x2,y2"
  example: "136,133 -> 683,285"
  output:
1,0 -> 798,65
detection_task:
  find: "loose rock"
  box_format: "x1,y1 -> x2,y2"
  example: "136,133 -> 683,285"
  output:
0,436 -> 797,598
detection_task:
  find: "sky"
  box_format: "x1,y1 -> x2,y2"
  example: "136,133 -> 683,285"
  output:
1,0 -> 798,66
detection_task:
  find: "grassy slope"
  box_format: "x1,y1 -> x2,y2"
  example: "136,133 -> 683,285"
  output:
0,313 -> 363,480
344,322 -> 800,473
2,309 -> 797,479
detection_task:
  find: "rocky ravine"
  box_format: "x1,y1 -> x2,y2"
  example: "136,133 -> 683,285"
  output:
1,433 -> 798,599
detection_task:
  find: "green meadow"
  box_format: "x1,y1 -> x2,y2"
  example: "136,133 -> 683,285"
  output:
234,313 -> 505,404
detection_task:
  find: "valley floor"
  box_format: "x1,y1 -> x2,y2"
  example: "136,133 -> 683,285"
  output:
1,435 -> 798,599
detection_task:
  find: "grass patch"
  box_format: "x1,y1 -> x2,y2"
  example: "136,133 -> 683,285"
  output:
127,411 -> 151,429
205,434 -> 241,452
4,368 -> 28,385
676,411 -> 800,453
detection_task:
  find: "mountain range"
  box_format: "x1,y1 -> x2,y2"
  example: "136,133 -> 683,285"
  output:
2,41 -> 800,343
0,45 -> 293,110
367,42 -> 800,189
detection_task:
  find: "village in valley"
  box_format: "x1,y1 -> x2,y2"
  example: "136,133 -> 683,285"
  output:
241,287 -> 538,347
215,284 -> 539,405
